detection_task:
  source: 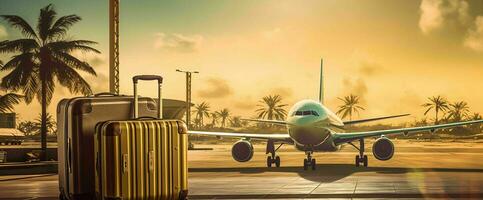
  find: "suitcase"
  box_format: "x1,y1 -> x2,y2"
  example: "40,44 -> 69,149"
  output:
95,75 -> 189,200
57,93 -> 159,199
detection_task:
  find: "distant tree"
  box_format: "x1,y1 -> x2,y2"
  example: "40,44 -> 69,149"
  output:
17,120 -> 37,136
422,95 -> 449,125
209,111 -> 219,128
217,108 -> 230,128
192,117 -> 202,129
192,102 -> 210,127
336,94 -> 365,121
0,4 -> 99,159
229,116 -> 243,128
0,92 -> 23,113
255,94 -> 288,120
469,113 -> 482,134
447,101 -> 470,122
34,113 -> 56,135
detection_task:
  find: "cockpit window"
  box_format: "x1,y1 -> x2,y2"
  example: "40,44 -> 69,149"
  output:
311,111 -> 319,116
293,110 -> 319,116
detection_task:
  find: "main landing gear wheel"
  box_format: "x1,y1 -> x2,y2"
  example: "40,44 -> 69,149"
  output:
267,155 -> 281,167
266,140 -> 282,168
354,138 -> 369,167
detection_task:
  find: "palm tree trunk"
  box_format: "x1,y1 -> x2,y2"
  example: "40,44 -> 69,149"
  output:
41,79 -> 47,161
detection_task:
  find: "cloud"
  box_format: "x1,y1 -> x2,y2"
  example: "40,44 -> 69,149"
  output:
89,72 -> 109,93
359,60 -> 384,77
464,16 -> 483,52
154,33 -> 203,53
419,0 -> 470,34
233,96 -> 256,110
261,28 -> 282,39
269,87 -> 293,98
197,77 -> 233,98
0,25 -> 7,39
341,78 -> 368,103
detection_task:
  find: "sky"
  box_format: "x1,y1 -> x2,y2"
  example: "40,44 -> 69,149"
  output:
0,0 -> 482,124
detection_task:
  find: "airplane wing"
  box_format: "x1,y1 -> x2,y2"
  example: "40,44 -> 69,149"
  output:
333,119 -> 483,145
189,130 -> 291,141
240,118 -> 293,126
342,114 -> 410,125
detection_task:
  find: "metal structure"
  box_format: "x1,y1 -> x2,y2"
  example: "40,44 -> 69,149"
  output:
319,58 -> 324,104
109,0 -> 120,94
176,69 -> 199,129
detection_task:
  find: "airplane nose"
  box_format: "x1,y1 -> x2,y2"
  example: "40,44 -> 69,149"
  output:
289,127 -> 330,146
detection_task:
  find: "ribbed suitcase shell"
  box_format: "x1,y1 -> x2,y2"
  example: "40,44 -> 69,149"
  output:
57,95 -> 157,199
95,119 -> 188,200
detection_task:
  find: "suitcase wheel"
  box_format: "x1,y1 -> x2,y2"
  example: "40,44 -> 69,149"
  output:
179,189 -> 188,200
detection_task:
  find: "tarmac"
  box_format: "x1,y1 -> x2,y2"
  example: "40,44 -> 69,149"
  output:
0,140 -> 482,199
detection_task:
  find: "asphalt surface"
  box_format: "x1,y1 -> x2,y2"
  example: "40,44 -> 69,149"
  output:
0,140 -> 482,199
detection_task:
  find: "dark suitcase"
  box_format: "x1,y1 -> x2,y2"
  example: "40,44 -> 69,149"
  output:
57,93 -> 158,199
95,75 -> 188,200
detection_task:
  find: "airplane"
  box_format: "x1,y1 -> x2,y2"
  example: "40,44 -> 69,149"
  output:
189,59 -> 483,170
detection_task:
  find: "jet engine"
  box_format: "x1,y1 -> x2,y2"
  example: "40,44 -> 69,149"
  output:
372,137 -> 394,161
231,139 -> 254,162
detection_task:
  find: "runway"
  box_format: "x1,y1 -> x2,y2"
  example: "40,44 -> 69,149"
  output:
0,140 -> 482,199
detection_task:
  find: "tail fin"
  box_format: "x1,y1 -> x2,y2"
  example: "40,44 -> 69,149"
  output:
319,58 -> 324,104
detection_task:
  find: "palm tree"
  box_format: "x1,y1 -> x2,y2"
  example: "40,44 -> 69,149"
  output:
255,94 -> 288,120
447,101 -> 470,122
336,94 -> 365,121
210,111 -> 219,127
229,116 -> 243,128
0,4 -> 99,160
0,61 -> 23,113
192,102 -> 210,127
422,95 -> 449,125
0,93 -> 23,113
34,113 -> 56,135
217,108 -> 230,128
192,117 -> 202,129
469,113 -> 482,133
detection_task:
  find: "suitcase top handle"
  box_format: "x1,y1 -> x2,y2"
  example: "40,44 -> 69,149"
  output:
133,75 -> 163,119
133,75 -> 163,84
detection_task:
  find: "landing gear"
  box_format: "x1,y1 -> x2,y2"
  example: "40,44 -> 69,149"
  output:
303,151 -> 316,170
267,155 -> 281,167
266,140 -> 283,167
351,138 -> 368,167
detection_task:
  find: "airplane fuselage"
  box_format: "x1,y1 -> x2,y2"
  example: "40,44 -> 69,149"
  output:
285,99 -> 345,152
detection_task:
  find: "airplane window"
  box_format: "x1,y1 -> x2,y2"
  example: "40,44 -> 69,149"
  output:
303,111 -> 311,115
295,111 -> 303,116
312,111 -> 319,116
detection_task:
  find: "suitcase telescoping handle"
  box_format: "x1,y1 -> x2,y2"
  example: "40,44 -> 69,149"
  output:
133,75 -> 163,119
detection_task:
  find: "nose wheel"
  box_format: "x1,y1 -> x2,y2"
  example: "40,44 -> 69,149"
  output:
303,151 -> 316,170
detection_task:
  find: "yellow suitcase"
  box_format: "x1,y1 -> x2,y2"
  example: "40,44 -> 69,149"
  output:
94,75 -> 188,200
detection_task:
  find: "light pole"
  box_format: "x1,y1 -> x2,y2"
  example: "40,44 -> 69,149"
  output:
176,69 -> 199,129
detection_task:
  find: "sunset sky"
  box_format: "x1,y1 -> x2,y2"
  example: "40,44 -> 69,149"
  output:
0,0 -> 482,123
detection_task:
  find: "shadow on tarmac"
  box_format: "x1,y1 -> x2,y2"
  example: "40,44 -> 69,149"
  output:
189,164 -> 483,182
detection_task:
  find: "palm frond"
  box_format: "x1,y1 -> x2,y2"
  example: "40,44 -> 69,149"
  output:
48,15 -> 81,38
1,53 -> 35,71
0,39 -> 39,54
0,15 -> 38,39
52,52 -> 96,75
47,40 -> 100,53
37,4 -> 57,41
0,93 -> 23,113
